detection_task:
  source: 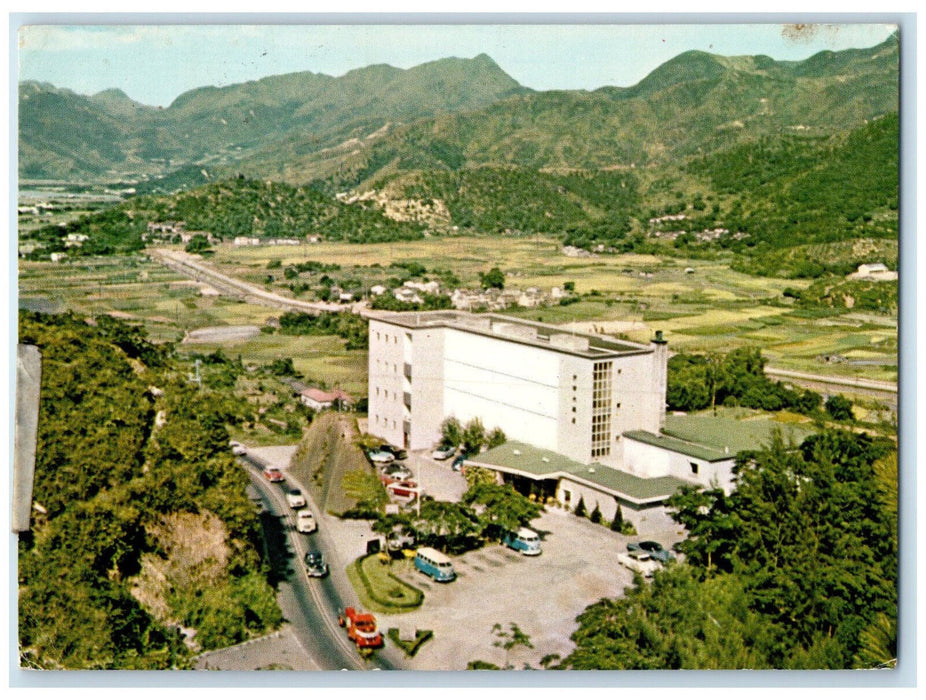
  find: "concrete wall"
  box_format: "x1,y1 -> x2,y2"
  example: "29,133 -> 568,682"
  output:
408,327 -> 445,450
443,329 -> 561,452
622,436 -> 736,493
368,319 -> 408,448
554,476 -> 678,536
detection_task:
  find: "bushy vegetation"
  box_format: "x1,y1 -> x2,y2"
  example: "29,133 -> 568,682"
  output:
273,311 -> 368,350
667,348 -> 824,415
561,430 -> 897,669
18,312 -> 281,669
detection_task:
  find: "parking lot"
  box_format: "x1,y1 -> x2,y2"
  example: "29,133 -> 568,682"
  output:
248,444 -> 685,671
376,504 -> 683,670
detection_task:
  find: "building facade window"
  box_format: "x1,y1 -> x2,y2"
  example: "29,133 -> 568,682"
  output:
591,360 -> 613,458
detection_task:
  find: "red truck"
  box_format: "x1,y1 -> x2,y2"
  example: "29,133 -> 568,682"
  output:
338,607 -> 384,649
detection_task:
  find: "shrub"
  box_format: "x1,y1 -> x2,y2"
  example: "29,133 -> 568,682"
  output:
590,503 -> 602,524
574,497 -> 587,518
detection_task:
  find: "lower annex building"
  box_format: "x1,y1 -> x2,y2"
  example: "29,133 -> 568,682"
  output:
367,311 -> 735,530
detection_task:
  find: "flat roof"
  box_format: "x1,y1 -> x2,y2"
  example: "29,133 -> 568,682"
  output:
368,310 -> 655,360
623,430 -> 732,462
466,441 -> 694,505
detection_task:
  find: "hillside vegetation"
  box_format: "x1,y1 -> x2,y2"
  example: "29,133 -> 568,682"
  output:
18,312 -> 281,669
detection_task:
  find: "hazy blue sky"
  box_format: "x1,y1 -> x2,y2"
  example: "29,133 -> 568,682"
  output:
18,22 -> 896,108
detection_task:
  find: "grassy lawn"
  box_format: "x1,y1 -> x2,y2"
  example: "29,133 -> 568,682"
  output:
346,554 -> 424,614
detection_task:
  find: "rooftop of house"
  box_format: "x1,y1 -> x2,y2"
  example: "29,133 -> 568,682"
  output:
466,441 -> 694,505
301,387 -> 353,404
368,310 -> 658,359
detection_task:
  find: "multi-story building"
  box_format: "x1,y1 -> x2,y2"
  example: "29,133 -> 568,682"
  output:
367,311 -> 668,470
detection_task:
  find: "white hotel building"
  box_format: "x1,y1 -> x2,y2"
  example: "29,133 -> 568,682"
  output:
368,310 -> 669,467
367,311 -> 734,530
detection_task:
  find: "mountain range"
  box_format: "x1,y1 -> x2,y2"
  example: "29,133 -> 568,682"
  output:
19,35 -> 898,187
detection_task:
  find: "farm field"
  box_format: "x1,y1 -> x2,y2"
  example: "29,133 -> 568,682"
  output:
18,235 -> 898,389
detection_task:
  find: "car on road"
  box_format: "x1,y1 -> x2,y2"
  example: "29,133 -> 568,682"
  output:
367,450 -> 395,464
380,444 -> 408,461
296,509 -> 317,534
229,440 -> 247,456
339,607 -> 383,649
304,551 -> 329,577
286,489 -> 306,509
263,467 -> 284,483
627,540 -> 675,563
379,463 -> 413,484
431,444 -> 456,460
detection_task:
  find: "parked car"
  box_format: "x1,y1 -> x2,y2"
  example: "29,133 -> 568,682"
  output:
503,528 -> 542,556
617,550 -> 661,578
628,540 -> 675,563
386,480 -> 419,500
229,440 -> 247,456
286,489 -> 306,509
451,454 -> 467,472
380,444 -> 408,461
296,509 -> 317,534
304,551 -> 329,577
263,467 -> 284,483
367,450 -> 395,464
386,527 -> 416,552
379,463 -> 413,484
431,444 -> 456,460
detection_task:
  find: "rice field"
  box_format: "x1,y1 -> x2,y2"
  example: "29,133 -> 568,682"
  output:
17,234 -> 898,387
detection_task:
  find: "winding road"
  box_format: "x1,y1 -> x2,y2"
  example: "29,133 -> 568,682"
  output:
240,454 -> 400,671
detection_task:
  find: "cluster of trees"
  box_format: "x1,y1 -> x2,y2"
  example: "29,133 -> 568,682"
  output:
373,481 -> 541,555
561,430 -> 897,669
273,311 -> 368,350
18,312 -> 281,669
439,416 -> 507,456
667,348 -> 832,416
22,208 -> 147,260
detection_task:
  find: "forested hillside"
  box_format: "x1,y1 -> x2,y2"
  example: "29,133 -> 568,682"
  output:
18,312 -> 281,669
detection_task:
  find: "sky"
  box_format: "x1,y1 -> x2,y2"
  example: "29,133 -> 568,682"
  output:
16,21 -> 897,108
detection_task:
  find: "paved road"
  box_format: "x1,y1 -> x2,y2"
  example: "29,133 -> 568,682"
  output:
240,454 -> 400,671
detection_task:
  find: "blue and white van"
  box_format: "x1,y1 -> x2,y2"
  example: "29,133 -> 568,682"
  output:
414,547 -> 456,582
503,528 -> 542,556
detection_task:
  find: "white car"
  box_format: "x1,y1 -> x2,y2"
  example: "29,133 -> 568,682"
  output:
229,441 -> 247,456
286,489 -> 306,509
296,509 -> 317,534
431,445 -> 456,460
367,450 -> 395,464
617,551 -> 661,578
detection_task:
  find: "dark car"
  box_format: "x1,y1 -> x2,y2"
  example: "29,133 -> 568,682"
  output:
304,551 -> 329,577
451,454 -> 467,472
627,540 -> 675,563
380,444 -> 408,461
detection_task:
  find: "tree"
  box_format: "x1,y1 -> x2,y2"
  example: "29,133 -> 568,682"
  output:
479,267 -> 505,290
589,502 -> 602,524
461,417 -> 486,455
462,482 -> 542,535
440,416 -> 463,447
610,502 -> 624,531
492,622 -> 533,669
574,496 -> 587,518
825,394 -> 854,421
486,427 -> 507,450
184,234 -> 212,255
